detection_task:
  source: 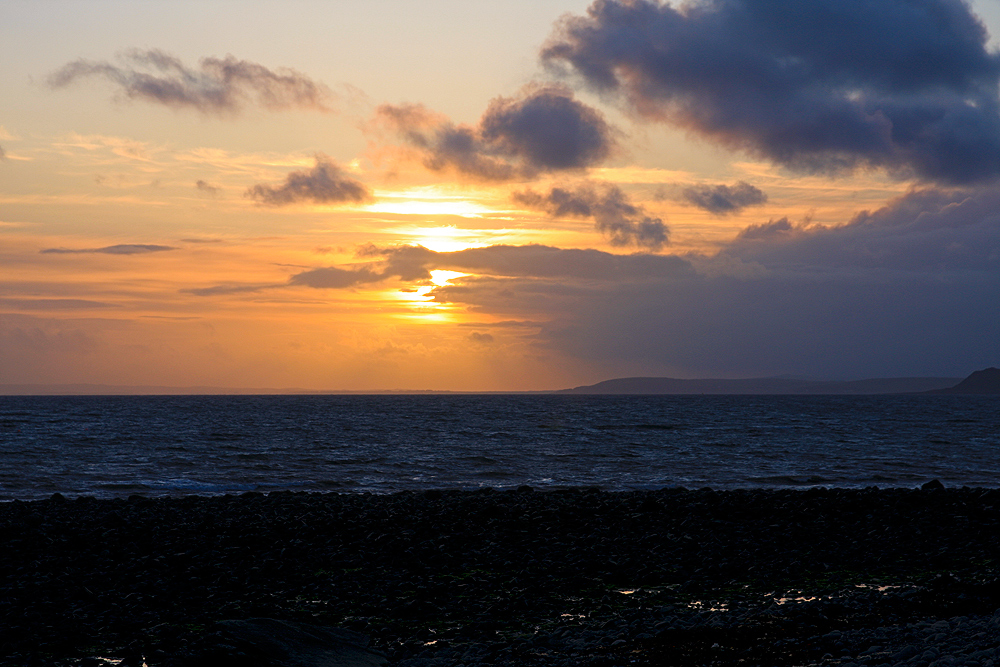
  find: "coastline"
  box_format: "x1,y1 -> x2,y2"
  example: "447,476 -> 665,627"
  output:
3,486 -> 1000,666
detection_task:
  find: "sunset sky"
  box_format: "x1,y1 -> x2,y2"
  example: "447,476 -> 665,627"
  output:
2,0 -> 999,391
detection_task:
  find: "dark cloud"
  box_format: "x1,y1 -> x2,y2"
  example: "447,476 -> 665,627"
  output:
246,155 -> 372,206
735,216 -> 795,241
681,181 -> 767,214
49,49 -> 333,115
181,185 -> 1000,378
0,146 -> 6,161
536,267 -> 998,380
299,243 -> 692,286
373,243 -> 693,284
195,180 -> 219,195
514,184 -> 669,249
376,83 -> 616,180
468,332 -> 495,344
0,298 -> 113,310
187,244 -> 693,296
727,186 -> 1000,272
543,0 -> 1000,184
181,283 -> 280,297
40,244 -> 176,255
287,265 -> 383,289
430,186 -> 1000,378
457,320 -> 545,329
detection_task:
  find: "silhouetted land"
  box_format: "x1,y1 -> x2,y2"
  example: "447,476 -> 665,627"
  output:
929,367 -> 1000,395
4,486 -> 1000,666
560,376 -> 963,395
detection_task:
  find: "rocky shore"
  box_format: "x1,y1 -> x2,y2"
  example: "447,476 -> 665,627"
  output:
3,485 -> 1000,666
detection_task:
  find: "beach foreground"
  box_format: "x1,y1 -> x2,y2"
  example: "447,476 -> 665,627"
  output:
3,486 -> 1000,666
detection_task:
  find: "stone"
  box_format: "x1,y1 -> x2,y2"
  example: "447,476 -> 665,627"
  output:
192,618 -> 388,667
891,645 -> 919,662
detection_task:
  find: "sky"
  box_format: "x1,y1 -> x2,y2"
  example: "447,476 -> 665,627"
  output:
1,0 -> 999,392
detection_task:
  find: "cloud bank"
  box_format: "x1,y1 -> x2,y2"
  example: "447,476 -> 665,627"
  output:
49,49 -> 334,115
185,182 -> 998,378
460,187 -> 998,377
40,244 -> 176,255
514,183 -> 669,249
680,181 -> 767,214
543,0 -> 1000,184
246,155 -> 372,206
727,186 -> 1000,272
188,243 -> 693,296
377,84 -> 616,180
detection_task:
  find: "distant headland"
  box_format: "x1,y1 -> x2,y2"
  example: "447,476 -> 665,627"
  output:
927,367 -> 1000,395
560,368 -> 1000,395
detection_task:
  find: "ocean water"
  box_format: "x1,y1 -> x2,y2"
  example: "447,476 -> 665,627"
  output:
0,394 -> 997,501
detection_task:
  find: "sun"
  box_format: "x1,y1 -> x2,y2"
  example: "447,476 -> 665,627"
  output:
429,270 -> 467,286
391,269 -> 469,311
366,187 -> 493,220
412,226 -> 487,253
368,200 -> 489,218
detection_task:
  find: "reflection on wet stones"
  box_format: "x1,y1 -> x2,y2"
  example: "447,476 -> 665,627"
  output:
2,487 -> 1000,665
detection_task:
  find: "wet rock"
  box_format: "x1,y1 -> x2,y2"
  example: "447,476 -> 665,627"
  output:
181,619 -> 386,667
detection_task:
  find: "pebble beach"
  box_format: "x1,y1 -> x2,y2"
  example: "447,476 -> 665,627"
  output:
4,485 -> 1000,666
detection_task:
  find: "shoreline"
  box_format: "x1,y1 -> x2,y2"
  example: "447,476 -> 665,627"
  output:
3,486 -> 1000,665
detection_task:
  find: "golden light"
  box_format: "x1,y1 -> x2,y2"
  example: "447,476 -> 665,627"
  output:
407,226 -> 488,253
429,270 -> 468,286
368,200 -> 489,218
367,185 -> 493,219
396,285 -> 435,304
387,269 -> 469,317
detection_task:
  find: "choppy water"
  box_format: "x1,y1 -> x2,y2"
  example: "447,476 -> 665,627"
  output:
0,394 -> 997,500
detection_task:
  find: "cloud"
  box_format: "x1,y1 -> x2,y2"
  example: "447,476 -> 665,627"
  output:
680,181 -> 767,214
378,243 -> 693,282
514,183 -> 669,249
181,283 -> 280,297
40,244 -> 176,255
246,155 -> 372,206
726,186 -> 1000,272
0,314 -> 101,359
0,298 -> 114,310
468,332 -> 495,344
0,146 -> 5,161
542,0 -> 1000,184
180,183 -> 999,379
434,186 -> 999,378
49,49 -> 333,115
376,83 -> 616,180
187,243 -> 694,296
287,265 -> 383,288
195,180 -> 219,195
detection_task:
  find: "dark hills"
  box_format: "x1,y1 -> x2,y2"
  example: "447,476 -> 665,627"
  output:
929,367 -> 1000,395
560,375 -> 964,395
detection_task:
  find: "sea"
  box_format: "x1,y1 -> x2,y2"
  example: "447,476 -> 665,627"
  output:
1,394 -> 998,501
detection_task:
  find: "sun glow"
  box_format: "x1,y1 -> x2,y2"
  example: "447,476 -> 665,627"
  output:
406,226 -> 488,253
390,270 -> 468,309
366,188 -> 493,219
429,270 -> 468,286
381,269 -> 470,325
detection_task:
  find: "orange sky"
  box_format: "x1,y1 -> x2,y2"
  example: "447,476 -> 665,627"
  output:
2,0 -> 999,391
